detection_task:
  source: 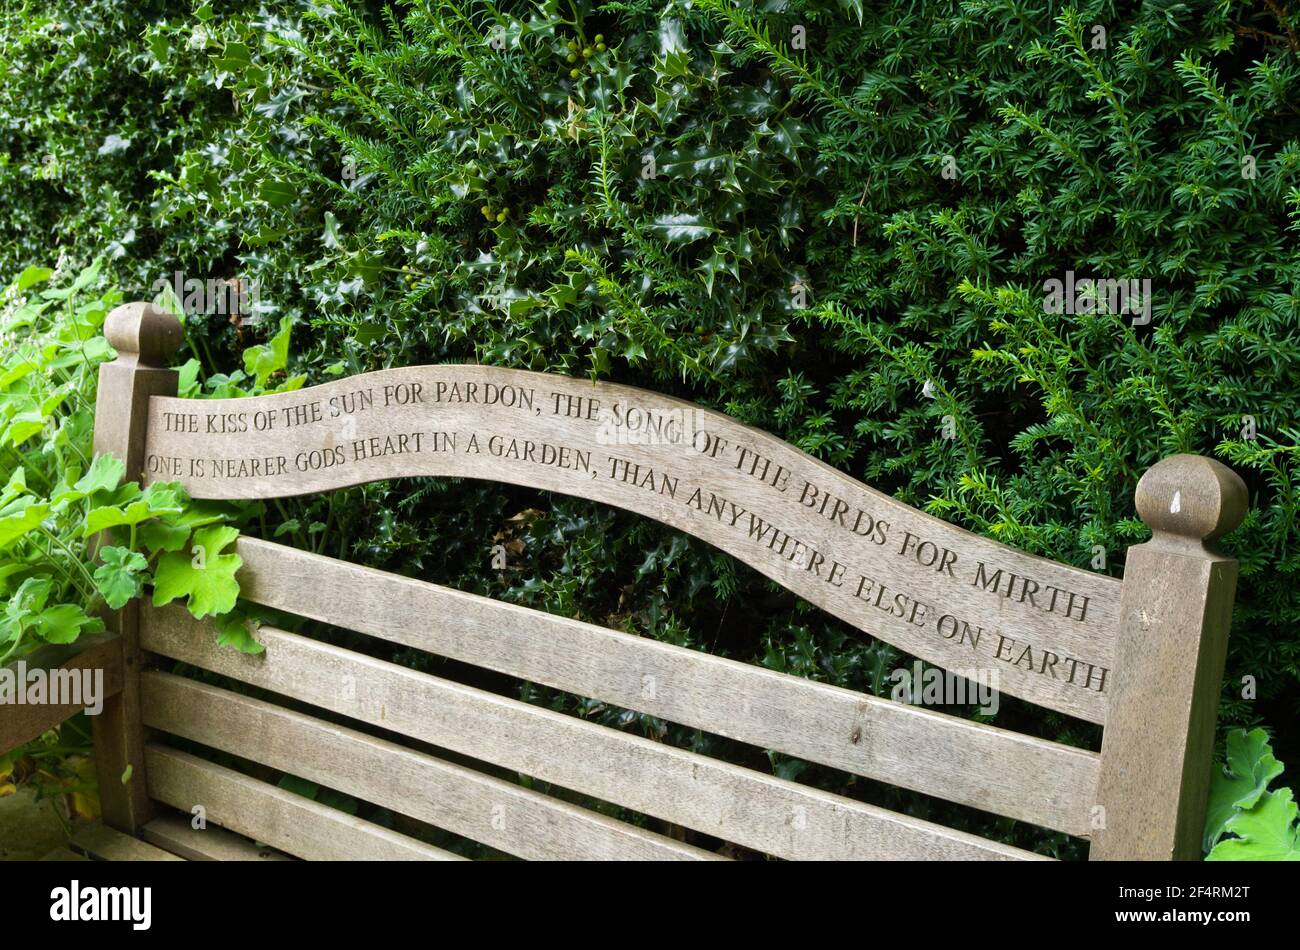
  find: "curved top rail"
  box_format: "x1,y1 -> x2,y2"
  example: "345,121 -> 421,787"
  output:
141,363 -> 1121,723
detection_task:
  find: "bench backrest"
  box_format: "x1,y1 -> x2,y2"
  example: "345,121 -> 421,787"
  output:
90,302 -> 1247,860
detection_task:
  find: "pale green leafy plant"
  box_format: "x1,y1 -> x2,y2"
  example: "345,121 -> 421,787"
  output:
1206,728 -> 1300,860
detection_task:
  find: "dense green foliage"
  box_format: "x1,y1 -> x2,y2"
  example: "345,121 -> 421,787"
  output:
0,262 -> 260,814
2,0 -> 1298,857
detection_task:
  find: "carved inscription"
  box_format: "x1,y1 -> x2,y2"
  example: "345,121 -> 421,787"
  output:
143,366 -> 1122,723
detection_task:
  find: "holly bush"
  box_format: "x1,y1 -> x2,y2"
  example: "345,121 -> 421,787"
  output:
2,0 -> 1298,857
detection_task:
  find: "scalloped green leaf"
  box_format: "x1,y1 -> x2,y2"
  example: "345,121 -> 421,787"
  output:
1208,788 -> 1300,861
94,545 -> 149,609
152,525 -> 243,619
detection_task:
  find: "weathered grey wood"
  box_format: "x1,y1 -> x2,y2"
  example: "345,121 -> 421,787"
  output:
145,745 -> 463,861
141,812 -> 294,861
142,365 -> 1120,722
91,302 -> 183,834
70,821 -> 185,862
1090,455 -> 1248,860
140,605 -> 1046,861
94,303 -> 1250,860
236,537 -> 1100,836
1,633 -> 123,754
143,671 -> 723,861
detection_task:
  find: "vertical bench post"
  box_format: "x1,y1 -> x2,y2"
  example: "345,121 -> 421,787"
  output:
91,302 -> 183,834
1091,454 -> 1248,860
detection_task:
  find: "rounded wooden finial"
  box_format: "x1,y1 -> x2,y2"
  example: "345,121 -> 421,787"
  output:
1134,454 -> 1247,546
105,301 -> 183,367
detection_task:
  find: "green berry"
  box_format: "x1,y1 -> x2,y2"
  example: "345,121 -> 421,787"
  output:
566,52 -> 577,63
582,47 -> 592,58
569,68 -> 580,79
496,212 -> 506,223
567,39 -> 578,50
480,205 -> 492,217
596,43 -> 606,52
594,34 -> 604,43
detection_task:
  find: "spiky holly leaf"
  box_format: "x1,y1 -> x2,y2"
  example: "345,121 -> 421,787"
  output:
1208,787 -> 1300,861
1205,728 -> 1286,850
94,546 -> 149,609
152,525 -> 242,618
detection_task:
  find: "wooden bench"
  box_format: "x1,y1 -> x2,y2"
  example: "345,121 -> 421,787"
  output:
12,302 -> 1249,860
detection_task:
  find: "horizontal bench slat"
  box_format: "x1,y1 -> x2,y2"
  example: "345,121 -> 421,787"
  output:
142,671 -> 723,861
141,605 -> 1048,861
1,634 -> 124,754
141,812 -> 294,861
70,821 -> 184,862
145,745 -> 463,861
234,537 -> 1098,836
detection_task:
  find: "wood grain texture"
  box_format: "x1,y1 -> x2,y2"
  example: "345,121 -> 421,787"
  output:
1,633 -> 122,754
70,821 -> 184,862
145,745 -> 463,861
91,301 -> 183,834
140,604 -> 1047,861
143,671 -> 724,861
1091,455 -> 1246,860
236,537 -> 1099,836
141,812 -> 294,861
143,365 -> 1120,722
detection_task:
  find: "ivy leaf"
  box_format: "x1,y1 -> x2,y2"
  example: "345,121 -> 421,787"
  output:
74,454 -> 125,496
1205,727 -> 1286,849
1207,788 -> 1300,861
216,611 -> 264,655
33,603 -> 104,644
94,546 -> 149,609
152,525 -> 242,619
